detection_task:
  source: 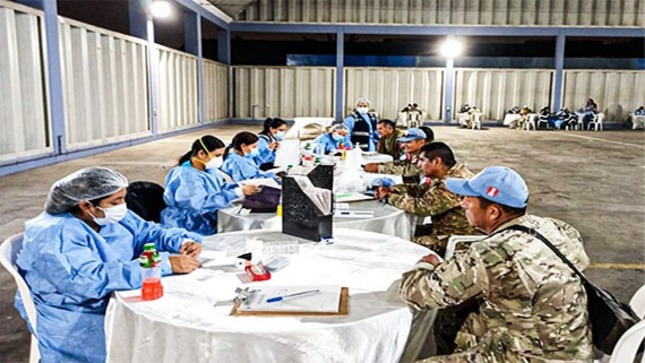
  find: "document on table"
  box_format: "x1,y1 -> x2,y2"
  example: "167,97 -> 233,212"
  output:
238,285 -> 342,313
335,191 -> 374,202
292,175 -> 332,214
239,178 -> 281,189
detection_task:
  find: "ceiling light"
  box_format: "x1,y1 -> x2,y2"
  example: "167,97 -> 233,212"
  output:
440,39 -> 463,59
150,1 -> 172,19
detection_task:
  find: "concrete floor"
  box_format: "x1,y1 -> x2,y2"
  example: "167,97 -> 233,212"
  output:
1,124 -> 643,362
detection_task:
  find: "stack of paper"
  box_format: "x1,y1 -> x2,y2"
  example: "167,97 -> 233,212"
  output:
292,175 -> 332,215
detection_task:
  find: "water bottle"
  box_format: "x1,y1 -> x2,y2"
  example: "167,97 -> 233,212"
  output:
140,243 -> 163,301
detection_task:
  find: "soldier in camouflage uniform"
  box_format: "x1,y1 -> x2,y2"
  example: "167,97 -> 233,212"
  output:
364,128 -> 426,184
376,142 -> 479,256
376,119 -> 402,160
399,166 -> 593,363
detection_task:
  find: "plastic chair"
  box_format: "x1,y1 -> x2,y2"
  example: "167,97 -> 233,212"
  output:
608,319 -> 645,363
444,235 -> 484,259
629,284 -> 645,319
125,181 -> 166,223
522,114 -> 538,130
537,115 -> 550,129
0,234 -> 40,363
471,113 -> 482,130
588,112 -> 605,131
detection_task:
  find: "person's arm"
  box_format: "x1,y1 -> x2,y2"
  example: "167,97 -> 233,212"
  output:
388,183 -> 462,216
399,247 -> 488,310
166,175 -> 240,215
376,160 -> 421,178
33,232 -> 143,300
255,137 -> 275,164
343,116 -> 355,132
548,218 -> 591,271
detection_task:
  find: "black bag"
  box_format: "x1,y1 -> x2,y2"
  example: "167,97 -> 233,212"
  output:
507,225 -> 640,355
241,186 -> 281,213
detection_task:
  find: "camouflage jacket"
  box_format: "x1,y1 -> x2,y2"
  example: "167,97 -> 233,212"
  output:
400,215 -> 593,362
376,150 -> 422,184
376,129 -> 402,160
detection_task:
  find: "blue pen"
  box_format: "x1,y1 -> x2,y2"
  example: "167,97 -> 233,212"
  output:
266,289 -> 321,303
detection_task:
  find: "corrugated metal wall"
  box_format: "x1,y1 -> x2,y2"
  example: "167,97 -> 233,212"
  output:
345,68 -> 444,121
156,45 -> 199,131
203,59 -> 228,122
59,17 -> 150,150
563,70 -> 645,121
0,3 -> 51,162
233,66 -> 335,118
238,0 -> 644,27
453,68 -> 553,120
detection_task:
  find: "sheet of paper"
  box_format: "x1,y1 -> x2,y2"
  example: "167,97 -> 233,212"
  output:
239,178 -> 280,189
238,285 -> 341,313
335,192 -> 375,203
292,175 -> 332,214
274,139 -> 301,168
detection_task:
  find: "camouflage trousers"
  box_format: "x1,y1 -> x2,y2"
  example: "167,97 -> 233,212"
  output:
412,234 -> 449,257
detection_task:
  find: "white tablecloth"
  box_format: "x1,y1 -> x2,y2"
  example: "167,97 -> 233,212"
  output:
105,229 -> 429,363
218,200 -> 415,240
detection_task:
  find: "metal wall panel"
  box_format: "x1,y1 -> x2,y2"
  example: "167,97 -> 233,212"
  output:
203,59 -> 228,122
345,67 -> 444,121
563,70 -> 645,121
59,17 -> 149,150
0,3 -> 51,163
453,68 -> 553,121
156,45 -> 199,131
233,66 -> 335,119
237,0 -> 644,27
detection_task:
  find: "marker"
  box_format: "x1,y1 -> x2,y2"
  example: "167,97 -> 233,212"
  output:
266,289 -> 321,303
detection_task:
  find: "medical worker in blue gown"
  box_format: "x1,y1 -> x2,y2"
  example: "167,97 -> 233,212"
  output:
221,131 -> 278,182
161,135 -> 260,235
313,124 -> 352,154
255,117 -> 288,170
15,167 -> 203,363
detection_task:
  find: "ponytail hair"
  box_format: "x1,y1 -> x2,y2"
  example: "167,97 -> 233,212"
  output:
260,117 -> 287,137
178,135 -> 226,165
224,131 -> 259,159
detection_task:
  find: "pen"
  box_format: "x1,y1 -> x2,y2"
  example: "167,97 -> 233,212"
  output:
266,289 -> 321,303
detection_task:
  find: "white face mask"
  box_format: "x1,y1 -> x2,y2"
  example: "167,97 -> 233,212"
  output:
357,107 -> 369,114
205,156 -> 223,170
91,203 -> 128,226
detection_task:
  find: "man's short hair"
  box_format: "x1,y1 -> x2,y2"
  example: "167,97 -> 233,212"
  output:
420,142 -> 456,167
477,196 -> 527,215
378,119 -> 396,129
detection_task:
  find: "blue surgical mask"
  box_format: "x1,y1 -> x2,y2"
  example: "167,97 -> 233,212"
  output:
246,148 -> 260,158
357,107 -> 369,114
274,131 -> 285,141
332,133 -> 344,141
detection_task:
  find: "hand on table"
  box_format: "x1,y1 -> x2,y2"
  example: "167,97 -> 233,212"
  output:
169,255 -> 201,274
242,184 -> 261,196
363,163 -> 378,173
420,253 -> 442,266
179,241 -> 202,257
375,187 -> 392,201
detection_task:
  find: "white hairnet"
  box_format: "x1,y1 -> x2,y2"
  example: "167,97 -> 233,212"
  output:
355,97 -> 371,107
329,124 -> 349,132
45,167 -> 128,214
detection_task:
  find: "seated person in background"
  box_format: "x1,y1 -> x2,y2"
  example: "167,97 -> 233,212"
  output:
343,97 -> 380,152
632,106 -> 645,130
161,136 -> 260,235
461,105 -> 482,128
503,106 -> 522,128
538,106 -> 552,128
364,128 -> 426,184
516,104 -> 534,129
375,142 -> 479,255
552,107 -> 577,129
456,103 -> 471,127
376,119 -> 402,159
418,126 -> 435,144
255,117 -> 288,171
222,131 -> 277,182
313,124 -> 352,155
399,166 -> 592,362
15,167 -> 203,362
583,97 -> 598,129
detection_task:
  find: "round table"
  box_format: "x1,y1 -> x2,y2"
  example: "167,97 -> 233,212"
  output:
218,200 -> 415,240
105,229 -> 429,363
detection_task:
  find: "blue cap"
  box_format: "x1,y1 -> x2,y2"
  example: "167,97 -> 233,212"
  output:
398,128 -> 427,142
445,166 -> 529,208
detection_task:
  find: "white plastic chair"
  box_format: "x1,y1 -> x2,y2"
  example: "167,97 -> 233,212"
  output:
407,110 -> 423,128
588,112 -> 605,131
444,235 -> 484,259
471,113 -> 482,130
629,284 -> 645,319
522,113 -> 538,131
608,319 -> 645,363
0,233 -> 40,363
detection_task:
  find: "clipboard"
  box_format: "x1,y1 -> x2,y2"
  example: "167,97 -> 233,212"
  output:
230,287 -> 349,316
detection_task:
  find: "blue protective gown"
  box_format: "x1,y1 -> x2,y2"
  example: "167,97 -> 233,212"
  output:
161,161 -> 241,235
313,133 -> 344,155
15,210 -> 202,363
221,152 -> 275,182
253,134 -> 277,166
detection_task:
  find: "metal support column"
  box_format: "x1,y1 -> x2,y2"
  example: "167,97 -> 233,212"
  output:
335,29 -> 344,122
146,14 -> 159,135
444,58 -> 455,122
553,31 -> 566,112
218,29 -> 231,118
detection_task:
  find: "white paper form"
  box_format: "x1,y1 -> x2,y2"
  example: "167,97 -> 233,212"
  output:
238,285 -> 342,313
274,139 -> 301,168
292,175 -> 332,214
